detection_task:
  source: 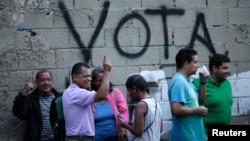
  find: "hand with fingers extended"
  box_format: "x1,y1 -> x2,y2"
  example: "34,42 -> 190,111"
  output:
103,55 -> 112,73
21,77 -> 34,96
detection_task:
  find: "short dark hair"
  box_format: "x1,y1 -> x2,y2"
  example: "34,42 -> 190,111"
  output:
36,69 -> 52,80
126,74 -> 149,93
209,54 -> 230,72
71,62 -> 90,77
175,48 -> 197,69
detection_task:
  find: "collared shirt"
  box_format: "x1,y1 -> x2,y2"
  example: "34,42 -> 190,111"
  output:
62,83 -> 95,136
168,72 -> 206,141
192,77 -> 233,134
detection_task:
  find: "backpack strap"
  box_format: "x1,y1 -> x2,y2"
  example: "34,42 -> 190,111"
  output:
55,96 -> 64,120
51,95 -> 66,141
143,98 -> 157,131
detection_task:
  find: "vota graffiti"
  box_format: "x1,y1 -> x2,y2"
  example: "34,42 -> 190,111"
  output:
59,1 -> 109,63
114,12 -> 150,58
144,6 -> 184,59
58,1 -> 217,63
189,13 -> 216,55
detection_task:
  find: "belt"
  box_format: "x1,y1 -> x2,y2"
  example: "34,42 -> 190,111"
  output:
67,135 -> 94,140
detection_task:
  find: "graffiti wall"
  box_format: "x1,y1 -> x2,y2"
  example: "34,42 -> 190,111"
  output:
0,0 -> 250,140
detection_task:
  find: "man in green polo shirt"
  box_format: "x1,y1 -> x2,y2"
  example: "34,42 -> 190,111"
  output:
192,54 -> 232,134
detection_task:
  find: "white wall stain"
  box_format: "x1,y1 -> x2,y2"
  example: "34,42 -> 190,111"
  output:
27,0 -> 37,9
140,70 -> 168,101
19,0 -> 25,7
26,0 -> 50,9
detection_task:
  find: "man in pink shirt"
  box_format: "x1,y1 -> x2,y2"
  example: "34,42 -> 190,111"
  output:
63,55 -> 112,141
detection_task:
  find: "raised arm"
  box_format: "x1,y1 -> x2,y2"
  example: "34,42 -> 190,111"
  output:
94,55 -> 112,102
12,77 -> 34,119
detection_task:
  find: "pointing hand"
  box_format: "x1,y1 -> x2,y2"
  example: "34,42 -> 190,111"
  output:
103,55 -> 112,73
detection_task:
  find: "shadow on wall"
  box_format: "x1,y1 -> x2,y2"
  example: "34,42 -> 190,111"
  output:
230,108 -> 250,125
230,115 -> 250,125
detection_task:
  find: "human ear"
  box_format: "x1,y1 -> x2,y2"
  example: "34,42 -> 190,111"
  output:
72,74 -> 78,82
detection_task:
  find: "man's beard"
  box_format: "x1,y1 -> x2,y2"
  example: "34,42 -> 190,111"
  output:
218,74 -> 227,83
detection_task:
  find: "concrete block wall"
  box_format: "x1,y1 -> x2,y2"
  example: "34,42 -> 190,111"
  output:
0,0 -> 250,140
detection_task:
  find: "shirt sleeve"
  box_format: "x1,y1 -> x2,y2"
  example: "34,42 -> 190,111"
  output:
169,80 -> 187,104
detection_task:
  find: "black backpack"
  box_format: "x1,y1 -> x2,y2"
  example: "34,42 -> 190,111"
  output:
50,96 -> 66,141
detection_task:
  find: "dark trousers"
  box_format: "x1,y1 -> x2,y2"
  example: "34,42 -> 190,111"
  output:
94,135 -> 118,141
65,135 -> 94,141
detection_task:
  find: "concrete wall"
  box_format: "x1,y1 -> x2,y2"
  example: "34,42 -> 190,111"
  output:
0,0 -> 250,140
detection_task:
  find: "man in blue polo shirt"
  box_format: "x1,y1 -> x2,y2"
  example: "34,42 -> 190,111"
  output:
168,48 -> 208,141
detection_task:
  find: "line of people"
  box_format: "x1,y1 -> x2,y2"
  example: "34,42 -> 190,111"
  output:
168,48 -> 232,141
12,48 -> 232,141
